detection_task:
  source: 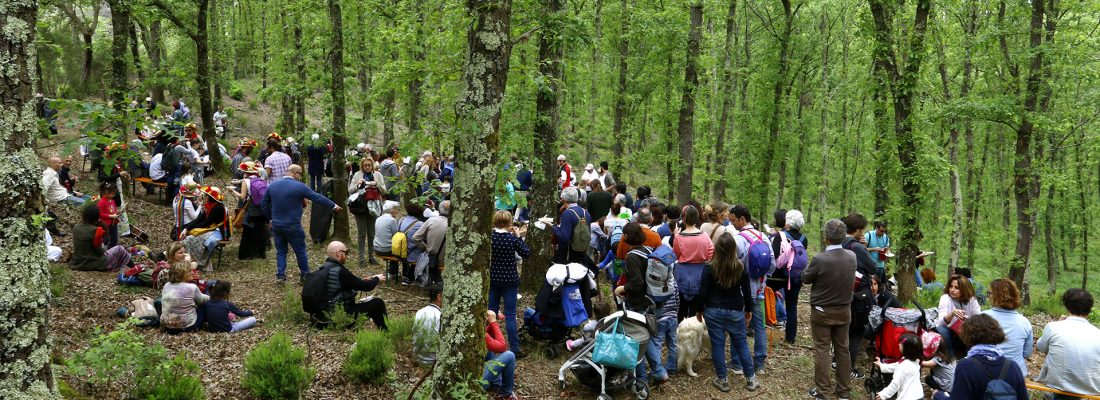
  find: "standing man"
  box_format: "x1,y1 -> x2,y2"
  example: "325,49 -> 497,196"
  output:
803,219 -> 856,400
379,147 -> 401,201
557,154 -> 575,189
263,139 -> 292,182
598,161 -> 616,191
864,221 -> 890,282
412,200 -> 449,284
262,164 -> 341,283
514,162 -> 533,222
729,205 -> 774,373
841,212 -> 878,379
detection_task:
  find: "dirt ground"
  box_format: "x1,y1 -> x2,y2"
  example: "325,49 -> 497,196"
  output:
43,99 -> 1052,400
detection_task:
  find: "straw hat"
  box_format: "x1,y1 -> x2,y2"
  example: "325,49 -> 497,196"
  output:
238,161 -> 261,175
267,132 -> 282,141
201,186 -> 224,202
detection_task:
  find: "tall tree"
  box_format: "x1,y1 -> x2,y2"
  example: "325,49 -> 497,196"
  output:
0,0 -> 58,395
107,0 -> 132,109
758,0 -> 795,211
521,0 -> 565,293
867,0 -> 932,303
329,0 -> 350,242
140,20 -> 166,103
57,1 -> 101,91
675,2 -> 703,204
433,0 -> 513,394
713,0 -> 739,201
610,0 -> 629,171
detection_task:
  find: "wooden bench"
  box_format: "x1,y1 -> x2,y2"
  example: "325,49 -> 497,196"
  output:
1027,380 -> 1100,399
132,177 -> 167,199
377,254 -> 404,264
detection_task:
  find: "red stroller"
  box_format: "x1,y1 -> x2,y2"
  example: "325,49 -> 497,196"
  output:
863,301 -> 938,399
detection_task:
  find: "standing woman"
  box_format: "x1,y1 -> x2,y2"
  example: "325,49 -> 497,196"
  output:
232,162 -> 269,260
488,210 -> 531,357
982,278 -> 1033,378
695,233 -> 760,392
936,274 -> 983,358
350,157 -> 386,267
699,202 -> 731,242
672,205 -> 714,321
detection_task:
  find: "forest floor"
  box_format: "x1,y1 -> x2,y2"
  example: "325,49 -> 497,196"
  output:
43,93 -> 1058,400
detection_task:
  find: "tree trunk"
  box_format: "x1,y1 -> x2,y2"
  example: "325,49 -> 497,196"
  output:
433,0 -> 513,394
758,0 -> 793,212
148,20 -> 165,103
293,23 -> 306,137
1008,0 -> 1046,304
195,0 -> 223,172
408,3 -> 425,139
128,22 -> 144,81
522,0 -> 565,294
610,0 -> 629,171
867,0 -> 931,304
1044,184 -> 1057,295
791,95 -> 806,210
82,33 -> 95,89
712,0 -> 738,201
329,0 -> 349,242
1078,140 -> 1090,289
961,0 -> 978,270
0,0 -> 58,394
675,3 -> 702,205
357,8 -> 373,143
586,0 -> 603,167
260,0 -> 268,89
108,0 -> 132,109
210,0 -> 222,112
936,28 -> 970,275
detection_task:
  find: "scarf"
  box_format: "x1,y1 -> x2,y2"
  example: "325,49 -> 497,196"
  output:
966,344 -> 1003,361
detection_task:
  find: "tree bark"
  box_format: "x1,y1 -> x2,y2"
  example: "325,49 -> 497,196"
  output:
867,0 -> 931,304
329,0 -> 350,242
758,0 -> 794,212
293,23 -> 306,137
675,3 -> 703,205
433,0 -> 513,395
522,0 -> 565,294
211,0 -> 222,112
108,0 -> 132,109
712,0 -> 739,201
260,0 -> 268,89
408,2 -> 425,140
128,21 -> 144,81
148,20 -> 166,103
0,0 -> 58,395
58,4 -> 101,93
610,0 -> 629,172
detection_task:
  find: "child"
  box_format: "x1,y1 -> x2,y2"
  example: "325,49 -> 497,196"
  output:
160,261 -> 209,334
97,182 -> 120,248
875,333 -> 925,400
203,281 -> 257,333
653,285 -> 680,377
921,334 -> 957,393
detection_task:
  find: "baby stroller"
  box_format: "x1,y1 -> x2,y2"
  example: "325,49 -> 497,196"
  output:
528,263 -> 596,358
557,299 -> 654,400
863,301 -> 938,399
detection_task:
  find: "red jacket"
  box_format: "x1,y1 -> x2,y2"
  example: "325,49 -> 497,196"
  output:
485,321 -> 507,354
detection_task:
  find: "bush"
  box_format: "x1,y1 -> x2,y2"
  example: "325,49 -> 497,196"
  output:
248,99 -> 259,110
270,287 -> 310,328
385,314 -> 416,351
49,262 -> 71,300
229,81 -> 245,101
242,333 -> 314,400
66,321 -> 204,399
913,287 -> 943,310
344,330 -> 394,384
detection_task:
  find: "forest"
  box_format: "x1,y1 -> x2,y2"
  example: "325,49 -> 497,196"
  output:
2,0 -> 1099,398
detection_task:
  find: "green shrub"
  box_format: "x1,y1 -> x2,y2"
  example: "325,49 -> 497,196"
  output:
344,330 -> 394,384
66,322 -> 204,399
913,287 -> 943,310
248,99 -> 259,110
325,305 -> 368,331
1024,292 -> 1067,318
49,262 -> 71,300
229,81 -> 245,100
270,287 -> 310,328
133,353 -> 205,400
385,314 -> 416,351
242,333 -> 314,400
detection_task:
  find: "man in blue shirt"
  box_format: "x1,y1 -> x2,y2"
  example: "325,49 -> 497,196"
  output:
864,220 -> 890,282
262,164 -> 341,283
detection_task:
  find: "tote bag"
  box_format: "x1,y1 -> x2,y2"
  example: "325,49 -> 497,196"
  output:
592,320 -> 639,369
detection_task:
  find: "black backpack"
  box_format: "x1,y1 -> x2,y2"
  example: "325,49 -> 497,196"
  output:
980,360 -> 1018,400
301,266 -> 333,315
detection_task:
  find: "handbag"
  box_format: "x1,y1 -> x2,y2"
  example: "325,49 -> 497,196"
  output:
948,301 -> 966,335
591,320 -> 639,370
232,204 -> 247,229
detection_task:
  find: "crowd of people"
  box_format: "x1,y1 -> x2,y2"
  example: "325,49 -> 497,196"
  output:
38,117 -> 1100,399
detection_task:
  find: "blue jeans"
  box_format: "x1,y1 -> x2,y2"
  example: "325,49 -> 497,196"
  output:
203,230 -> 224,256
272,224 -> 310,279
651,317 -> 678,373
64,194 -> 91,206
481,351 -> 516,397
704,308 -> 755,380
309,174 -> 322,193
729,298 -> 767,370
488,284 -> 521,353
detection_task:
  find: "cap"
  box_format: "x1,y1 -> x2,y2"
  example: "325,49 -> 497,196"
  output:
382,200 -> 401,212
585,163 -> 594,171
557,154 -> 566,161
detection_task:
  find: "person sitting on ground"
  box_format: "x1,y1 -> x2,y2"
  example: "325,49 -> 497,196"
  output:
1035,288 -> 1100,398
872,275 -> 901,309
921,330 -> 958,393
413,283 -> 444,366
203,281 -> 257,333
874,334 -> 924,400
180,186 -> 229,272
482,310 -> 520,400
936,274 -> 982,358
160,261 -> 209,334
983,278 -> 1033,378
43,156 -> 89,206
70,204 -> 132,271
59,156 -> 79,192
931,314 -> 1027,400
309,241 -> 388,330
489,210 -> 531,358
921,268 -> 945,292
45,229 -> 62,262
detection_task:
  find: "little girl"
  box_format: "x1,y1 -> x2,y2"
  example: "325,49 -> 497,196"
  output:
203,281 -> 257,333
921,335 -> 957,393
876,334 -> 926,400
97,182 -> 120,247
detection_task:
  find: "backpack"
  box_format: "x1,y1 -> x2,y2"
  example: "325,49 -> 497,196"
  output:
560,282 -> 588,327
776,231 -> 809,289
607,224 -> 624,249
301,266 -> 333,315
161,146 -> 182,171
391,219 -> 418,259
629,245 -> 677,304
248,177 -> 267,207
347,189 -> 369,215
980,361 -> 1018,400
568,208 -> 591,253
739,229 -> 774,280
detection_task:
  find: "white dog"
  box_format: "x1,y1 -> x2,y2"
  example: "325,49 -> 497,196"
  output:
676,316 -> 707,377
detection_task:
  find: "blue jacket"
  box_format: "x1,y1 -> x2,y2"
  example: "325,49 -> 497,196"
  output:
204,300 -> 254,333
262,177 -> 337,226
933,356 -> 1027,400
552,205 -> 590,247
516,169 -> 532,191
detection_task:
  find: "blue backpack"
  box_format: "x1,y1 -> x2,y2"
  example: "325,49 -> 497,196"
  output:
739,230 -> 774,280
980,360 -> 1019,400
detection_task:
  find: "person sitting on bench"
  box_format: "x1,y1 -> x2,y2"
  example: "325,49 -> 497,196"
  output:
1035,289 -> 1100,399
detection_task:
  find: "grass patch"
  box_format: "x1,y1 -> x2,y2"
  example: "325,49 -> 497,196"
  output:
242,332 -> 314,400
49,263 -> 72,300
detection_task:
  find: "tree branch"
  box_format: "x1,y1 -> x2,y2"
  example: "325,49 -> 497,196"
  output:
148,0 -> 198,40
512,26 -> 540,45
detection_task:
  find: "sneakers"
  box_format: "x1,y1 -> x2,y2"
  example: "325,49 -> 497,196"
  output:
712,377 -> 731,392
496,394 -> 521,400
731,367 -> 744,376
850,369 -> 865,380
401,277 -> 411,286
745,375 -> 760,391
514,350 -> 527,359
808,387 -> 827,400
276,276 -> 287,284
